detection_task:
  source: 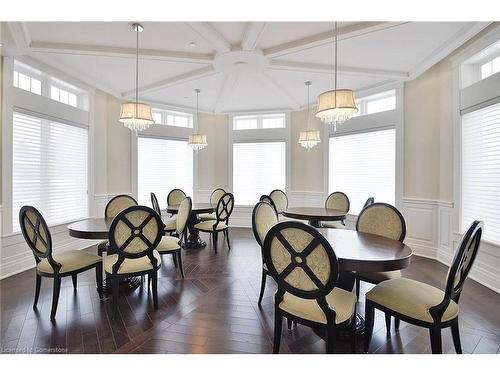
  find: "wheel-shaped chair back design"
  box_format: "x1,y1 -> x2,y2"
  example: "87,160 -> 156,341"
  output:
428,220 -> 483,322
252,201 -> 279,247
356,202 -> 406,242
269,189 -> 288,214
176,197 -> 192,235
108,205 -> 163,274
19,206 -> 59,272
215,193 -> 235,223
150,192 -> 161,216
167,189 -> 186,206
259,194 -> 277,213
325,191 -> 350,212
263,221 -> 339,307
105,194 -> 137,218
210,188 -> 226,205
363,197 -> 375,209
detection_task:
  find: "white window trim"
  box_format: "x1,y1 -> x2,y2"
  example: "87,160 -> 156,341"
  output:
228,112 -> 291,208
2,56 -> 96,235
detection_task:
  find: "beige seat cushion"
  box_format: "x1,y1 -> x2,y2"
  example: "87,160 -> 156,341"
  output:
37,250 -> 101,274
104,250 -> 161,274
157,236 -> 181,253
358,270 -> 401,283
321,221 -> 345,229
366,278 -> 459,323
198,213 -> 216,221
279,288 -> 357,324
194,220 -> 228,231
164,218 -> 176,231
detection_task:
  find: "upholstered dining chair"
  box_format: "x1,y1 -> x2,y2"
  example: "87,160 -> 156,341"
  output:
99,194 -> 138,255
199,188 -> 226,221
151,192 -> 176,235
251,200 -> 279,305
194,192 -> 234,253
259,194 -> 278,213
19,206 -> 103,321
321,191 -> 350,229
167,189 -> 186,206
263,221 -> 357,354
364,220 -> 483,354
355,202 -> 406,331
269,189 -> 288,216
155,197 -> 192,278
105,205 -> 163,319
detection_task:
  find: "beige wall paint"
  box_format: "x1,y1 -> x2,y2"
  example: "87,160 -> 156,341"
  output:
93,90 -> 108,195
0,57 -> 3,204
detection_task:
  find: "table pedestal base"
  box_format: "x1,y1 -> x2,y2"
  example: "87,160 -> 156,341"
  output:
184,234 -> 207,249
101,277 -> 142,296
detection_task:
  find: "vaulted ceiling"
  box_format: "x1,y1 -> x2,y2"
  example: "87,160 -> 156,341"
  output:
1,22 -> 490,113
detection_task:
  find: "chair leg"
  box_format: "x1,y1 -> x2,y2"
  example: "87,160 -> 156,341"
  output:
385,313 -> 391,333
355,278 -> 360,300
395,317 -> 400,330
148,274 -> 152,289
141,275 -> 145,283
225,229 -> 230,250
257,269 -> 267,306
152,272 -> 158,310
172,252 -> 178,268
177,251 -> 185,279
451,323 -> 462,354
50,276 -> 61,321
213,231 -> 218,254
72,274 -> 77,290
429,327 -> 443,354
112,276 -> 119,320
96,263 -> 103,299
287,317 -> 293,330
350,317 -> 357,353
364,301 -> 375,353
326,324 -> 336,354
273,309 -> 283,354
33,274 -> 42,309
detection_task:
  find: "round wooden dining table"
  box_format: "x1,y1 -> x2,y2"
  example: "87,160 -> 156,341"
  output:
282,207 -> 347,227
167,203 -> 215,249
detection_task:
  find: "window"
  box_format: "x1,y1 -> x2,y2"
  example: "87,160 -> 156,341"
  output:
51,85 -> 78,108
137,137 -> 193,208
480,55 -> 500,80
12,112 -> 88,231
13,70 -> 42,96
329,128 -> 395,213
353,90 -> 396,117
461,102 -> 500,245
233,113 -> 285,130
151,109 -> 193,128
233,142 -> 286,205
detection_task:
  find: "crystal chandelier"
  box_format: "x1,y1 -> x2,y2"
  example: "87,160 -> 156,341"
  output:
119,23 -> 154,133
299,81 -> 320,150
316,22 -> 358,131
188,89 -> 208,151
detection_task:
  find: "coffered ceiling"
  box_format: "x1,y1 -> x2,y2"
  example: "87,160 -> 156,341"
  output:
0,21 -> 489,113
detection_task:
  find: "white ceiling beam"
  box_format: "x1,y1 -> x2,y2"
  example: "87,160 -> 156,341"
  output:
185,22 -> 232,53
121,65 -> 219,98
214,73 -> 239,113
263,22 -> 407,58
29,41 -> 214,64
257,72 -> 301,110
268,59 -> 409,80
241,22 -> 268,51
7,22 -> 31,53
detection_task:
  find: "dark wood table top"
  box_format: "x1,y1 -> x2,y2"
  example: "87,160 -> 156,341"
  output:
282,207 -> 347,221
167,203 -> 215,214
68,218 -> 113,240
318,228 -> 412,273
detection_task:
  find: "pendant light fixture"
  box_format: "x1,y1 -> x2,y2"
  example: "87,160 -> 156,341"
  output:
119,23 -> 154,133
188,89 -> 208,151
299,81 -> 321,150
315,22 -> 358,131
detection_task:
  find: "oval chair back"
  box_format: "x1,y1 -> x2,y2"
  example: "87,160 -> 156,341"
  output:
269,189 -> 288,214
356,202 -> 406,242
215,192 -> 234,224
263,221 -> 339,310
150,192 -> 161,216
167,189 -> 186,206
19,206 -> 58,272
363,197 -> 375,209
259,194 -> 277,213
210,188 -> 226,205
325,192 -> 350,212
108,205 -> 163,274
176,197 -> 192,236
252,201 -> 279,247
105,195 -> 137,218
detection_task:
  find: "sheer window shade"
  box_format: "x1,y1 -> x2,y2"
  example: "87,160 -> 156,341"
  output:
137,137 -> 193,208
461,102 -> 500,245
233,142 -> 286,205
329,129 -> 395,213
12,112 -> 88,232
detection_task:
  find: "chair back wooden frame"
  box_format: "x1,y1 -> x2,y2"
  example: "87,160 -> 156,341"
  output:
151,192 -> 161,216
105,194 -> 137,218
167,189 -> 187,206
356,202 -> 406,242
259,194 -> 277,213
213,192 -> 234,229
325,191 -> 350,212
363,197 -> 375,209
269,189 -> 288,214
175,197 -> 192,242
263,221 -> 356,353
210,188 -> 226,205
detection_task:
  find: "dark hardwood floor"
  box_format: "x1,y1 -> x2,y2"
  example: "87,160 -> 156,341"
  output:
1,228 -> 499,354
